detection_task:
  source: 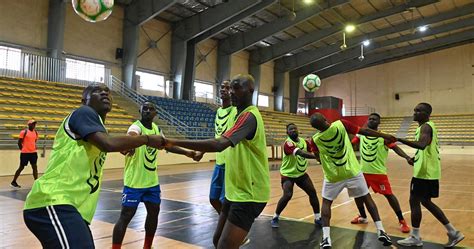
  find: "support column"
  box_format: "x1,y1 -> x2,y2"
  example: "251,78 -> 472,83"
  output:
46,0 -> 66,82
216,45 -> 231,84
122,15 -> 140,89
273,70 -> 284,111
171,36 -> 196,100
289,74 -> 299,114
47,0 -> 66,59
249,59 -> 261,106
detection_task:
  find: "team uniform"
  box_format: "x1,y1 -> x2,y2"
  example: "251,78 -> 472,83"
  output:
352,135 -> 397,195
221,106 -> 270,231
281,137 -> 312,183
210,106 -> 237,202
311,120 -> 368,200
19,128 -> 39,166
411,121 -> 441,198
122,120 -> 162,207
24,105 -> 107,249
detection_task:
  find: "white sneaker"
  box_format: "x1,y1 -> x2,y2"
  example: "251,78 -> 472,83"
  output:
397,236 -> 423,247
445,231 -> 464,248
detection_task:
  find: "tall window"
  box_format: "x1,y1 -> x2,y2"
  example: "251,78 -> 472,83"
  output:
136,71 -> 165,91
0,46 -> 21,71
194,81 -> 214,100
258,94 -> 269,107
66,58 -> 105,82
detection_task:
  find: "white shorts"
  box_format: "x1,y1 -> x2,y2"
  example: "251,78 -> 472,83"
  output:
322,173 -> 369,201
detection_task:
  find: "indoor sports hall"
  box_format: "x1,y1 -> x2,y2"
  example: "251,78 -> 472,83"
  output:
0,0 -> 472,248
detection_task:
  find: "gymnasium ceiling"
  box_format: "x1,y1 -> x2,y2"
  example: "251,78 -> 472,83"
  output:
116,0 -> 474,79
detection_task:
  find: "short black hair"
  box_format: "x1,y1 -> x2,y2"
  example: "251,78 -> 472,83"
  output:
418,102 -> 432,115
369,113 -> 381,119
286,123 -> 296,130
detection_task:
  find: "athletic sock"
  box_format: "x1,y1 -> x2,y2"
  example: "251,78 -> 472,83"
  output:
314,213 -> 321,220
395,210 -> 404,221
322,227 -> 331,239
375,221 -> 385,234
273,213 -> 280,219
143,235 -> 154,249
444,223 -> 457,235
112,244 -> 121,249
412,227 -> 421,239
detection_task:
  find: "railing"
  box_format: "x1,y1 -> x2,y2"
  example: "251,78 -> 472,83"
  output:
343,106 -> 376,116
0,48 -> 216,140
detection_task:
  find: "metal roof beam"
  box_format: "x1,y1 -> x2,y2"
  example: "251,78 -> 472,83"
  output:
254,0 -> 438,65
277,1 -> 474,72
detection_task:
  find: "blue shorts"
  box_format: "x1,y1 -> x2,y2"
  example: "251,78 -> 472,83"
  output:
210,164 -> 225,202
24,205 -> 94,249
122,185 -> 161,207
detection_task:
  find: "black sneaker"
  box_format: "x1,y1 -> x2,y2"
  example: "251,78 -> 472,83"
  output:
320,237 -> 331,249
378,230 -> 392,246
271,217 -> 279,228
10,182 -> 21,189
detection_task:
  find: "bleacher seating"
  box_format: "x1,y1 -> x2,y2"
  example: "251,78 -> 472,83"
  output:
0,76 -> 135,147
147,96 -> 216,128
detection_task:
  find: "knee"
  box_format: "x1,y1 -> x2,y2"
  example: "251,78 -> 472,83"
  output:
420,199 -> 432,207
281,190 -> 293,200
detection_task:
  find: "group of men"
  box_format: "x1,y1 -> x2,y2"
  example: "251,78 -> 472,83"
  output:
19,74 -> 463,249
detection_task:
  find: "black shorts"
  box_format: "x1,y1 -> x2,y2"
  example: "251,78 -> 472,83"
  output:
20,152 -> 38,166
281,173 -> 310,186
24,205 -> 94,249
222,199 -> 266,232
410,177 -> 439,199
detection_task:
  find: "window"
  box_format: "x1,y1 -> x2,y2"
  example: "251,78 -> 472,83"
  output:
194,81 -> 214,100
258,94 -> 269,107
136,71 -> 165,91
66,58 -> 105,83
0,46 -> 21,71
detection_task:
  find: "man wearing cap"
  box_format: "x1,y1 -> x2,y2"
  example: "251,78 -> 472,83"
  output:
11,119 -> 39,189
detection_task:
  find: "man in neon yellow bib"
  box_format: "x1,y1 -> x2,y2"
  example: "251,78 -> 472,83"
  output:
397,103 -> 464,247
210,80 -> 237,213
164,74 -> 269,249
23,84 -> 165,249
350,113 -> 411,233
309,113 -> 394,249
112,102 -> 202,249
271,123 -> 321,228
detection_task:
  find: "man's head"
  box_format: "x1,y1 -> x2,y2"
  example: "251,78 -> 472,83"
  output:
220,80 -> 231,102
310,113 -> 330,131
367,113 -> 381,130
82,84 -> 112,115
27,119 -> 36,130
140,101 -> 157,122
229,74 -> 255,109
413,102 -> 432,122
286,123 -> 299,140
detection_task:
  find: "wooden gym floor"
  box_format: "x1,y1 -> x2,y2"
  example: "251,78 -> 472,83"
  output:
0,154 -> 472,248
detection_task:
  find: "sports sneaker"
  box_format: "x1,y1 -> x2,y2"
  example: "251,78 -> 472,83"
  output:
397,236 -> 423,247
399,219 -> 410,233
271,217 -> 279,228
378,230 -> 392,246
445,231 -> 464,248
315,218 -> 322,227
241,236 -> 251,246
10,182 -> 21,189
350,215 -> 368,224
320,237 -> 331,249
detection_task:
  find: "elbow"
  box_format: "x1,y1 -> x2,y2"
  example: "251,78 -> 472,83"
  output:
97,141 -> 115,152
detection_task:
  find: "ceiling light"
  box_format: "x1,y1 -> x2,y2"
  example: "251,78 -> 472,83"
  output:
417,25 -> 428,32
362,40 -> 370,46
344,24 -> 356,33
259,41 -> 271,47
303,0 -> 314,4
285,53 -> 293,56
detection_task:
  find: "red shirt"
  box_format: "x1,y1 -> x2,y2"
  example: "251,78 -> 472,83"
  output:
19,129 -> 39,153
